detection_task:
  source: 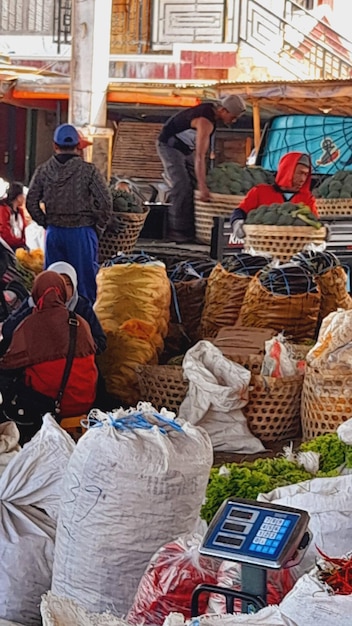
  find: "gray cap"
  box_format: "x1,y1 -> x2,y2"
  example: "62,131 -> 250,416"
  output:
219,94 -> 246,117
297,154 -> 311,167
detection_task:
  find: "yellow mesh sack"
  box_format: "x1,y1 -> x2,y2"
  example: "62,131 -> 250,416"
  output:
94,262 -> 171,403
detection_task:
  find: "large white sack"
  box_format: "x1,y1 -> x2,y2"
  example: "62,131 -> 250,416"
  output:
41,592 -> 133,626
280,566 -> 352,625
0,415 -> 75,625
0,422 -> 20,478
258,474 -> 352,579
52,405 -> 213,617
162,607 -> 295,626
0,414 -> 75,520
179,341 -> 264,453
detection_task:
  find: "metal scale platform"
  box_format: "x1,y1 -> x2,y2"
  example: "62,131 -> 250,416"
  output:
192,497 -> 311,615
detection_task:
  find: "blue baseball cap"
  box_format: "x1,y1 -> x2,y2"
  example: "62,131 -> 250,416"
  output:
53,123 -> 80,148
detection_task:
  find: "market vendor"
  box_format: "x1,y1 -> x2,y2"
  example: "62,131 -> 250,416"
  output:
231,152 -> 318,239
157,94 -> 246,244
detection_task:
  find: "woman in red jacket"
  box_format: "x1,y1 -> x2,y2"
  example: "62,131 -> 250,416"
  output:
230,152 -> 318,239
0,271 -> 98,434
0,182 -> 27,250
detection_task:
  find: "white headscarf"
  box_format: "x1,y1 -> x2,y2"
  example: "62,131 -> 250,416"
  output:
46,261 -> 79,311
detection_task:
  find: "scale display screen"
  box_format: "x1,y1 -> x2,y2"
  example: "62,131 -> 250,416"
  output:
200,498 -> 310,569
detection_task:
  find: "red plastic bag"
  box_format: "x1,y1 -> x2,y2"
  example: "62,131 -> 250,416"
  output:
127,534 -> 219,625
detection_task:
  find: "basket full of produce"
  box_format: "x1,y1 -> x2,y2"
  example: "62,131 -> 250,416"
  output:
99,181 -> 149,263
243,202 -> 326,262
314,170 -> 352,216
194,164 -> 274,244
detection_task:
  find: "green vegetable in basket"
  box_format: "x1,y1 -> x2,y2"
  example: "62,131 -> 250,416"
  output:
110,187 -> 142,214
206,163 -> 274,195
314,171 -> 352,199
245,202 -> 323,228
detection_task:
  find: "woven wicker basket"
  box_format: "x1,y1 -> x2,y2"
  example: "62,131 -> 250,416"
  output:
316,198 -> 352,217
98,208 -> 149,263
194,190 -> 244,244
243,225 -> 327,262
301,365 -> 352,440
243,374 -> 304,442
136,364 -> 188,413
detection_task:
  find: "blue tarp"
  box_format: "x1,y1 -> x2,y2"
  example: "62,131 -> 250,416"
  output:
259,114 -> 352,175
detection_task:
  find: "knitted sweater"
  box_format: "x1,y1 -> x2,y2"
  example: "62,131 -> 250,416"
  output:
26,155 -> 113,235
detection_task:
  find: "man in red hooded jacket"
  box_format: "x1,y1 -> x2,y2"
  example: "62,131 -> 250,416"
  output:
230,152 -> 318,239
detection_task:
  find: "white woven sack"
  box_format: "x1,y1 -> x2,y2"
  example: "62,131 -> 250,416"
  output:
52,407 -> 213,617
280,567 -> 352,625
179,341 -> 264,453
41,592 -> 132,626
0,415 -> 75,625
258,473 -> 352,581
0,422 -> 20,479
162,606 -> 294,626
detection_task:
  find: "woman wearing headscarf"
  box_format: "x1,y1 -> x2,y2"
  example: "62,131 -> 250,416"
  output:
0,271 -> 98,419
0,261 -> 106,356
0,182 -> 27,251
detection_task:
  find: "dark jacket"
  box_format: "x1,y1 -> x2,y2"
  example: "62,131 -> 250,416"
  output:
0,294 -> 107,357
26,155 -> 113,237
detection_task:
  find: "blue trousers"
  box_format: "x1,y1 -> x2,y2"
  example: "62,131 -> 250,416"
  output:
45,225 -> 99,305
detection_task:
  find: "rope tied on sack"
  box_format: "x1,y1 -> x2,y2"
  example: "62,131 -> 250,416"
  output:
82,402 -> 184,435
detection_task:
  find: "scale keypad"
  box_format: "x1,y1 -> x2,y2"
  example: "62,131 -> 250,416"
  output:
249,515 -> 291,555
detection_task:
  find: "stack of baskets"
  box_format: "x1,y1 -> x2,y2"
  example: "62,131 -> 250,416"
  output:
136,355 -> 304,443
316,198 -> 352,218
243,225 -> 327,262
135,364 -> 189,414
243,374 -> 303,442
194,191 -> 243,244
98,207 -> 149,264
301,366 -> 352,440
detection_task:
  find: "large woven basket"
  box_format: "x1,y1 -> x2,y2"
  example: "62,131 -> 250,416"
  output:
243,374 -> 304,442
136,364 -> 188,413
98,208 -> 149,263
301,365 -> 352,440
243,225 -> 326,262
316,198 -> 352,217
194,190 -> 244,244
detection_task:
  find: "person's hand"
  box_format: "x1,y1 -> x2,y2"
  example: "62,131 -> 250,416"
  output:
199,186 -> 211,202
232,219 -> 245,239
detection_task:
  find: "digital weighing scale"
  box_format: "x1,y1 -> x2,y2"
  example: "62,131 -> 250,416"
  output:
193,497 -> 311,615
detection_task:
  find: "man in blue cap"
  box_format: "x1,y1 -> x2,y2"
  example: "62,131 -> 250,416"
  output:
26,123 -> 112,304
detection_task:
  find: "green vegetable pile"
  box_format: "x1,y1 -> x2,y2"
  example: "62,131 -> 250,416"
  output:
206,163 -> 274,195
300,432 -> 347,472
201,433 -> 347,524
110,188 -> 144,214
314,171 -> 352,199
246,202 -> 323,228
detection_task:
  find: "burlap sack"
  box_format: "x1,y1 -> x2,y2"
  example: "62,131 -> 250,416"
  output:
315,266 -> 352,323
200,264 -> 251,338
238,277 -> 321,342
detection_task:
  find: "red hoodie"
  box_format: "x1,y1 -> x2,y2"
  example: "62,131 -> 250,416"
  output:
237,152 -> 318,218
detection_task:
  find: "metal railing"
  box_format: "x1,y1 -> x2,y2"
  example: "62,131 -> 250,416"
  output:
238,0 -> 352,79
